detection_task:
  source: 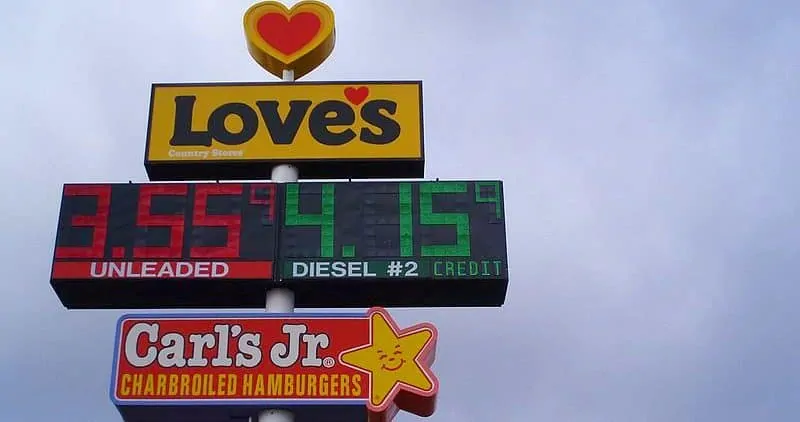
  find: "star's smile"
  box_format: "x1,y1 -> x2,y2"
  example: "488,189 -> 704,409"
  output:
381,358 -> 405,372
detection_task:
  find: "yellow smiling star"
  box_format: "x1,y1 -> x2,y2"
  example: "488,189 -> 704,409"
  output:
339,307 -> 439,416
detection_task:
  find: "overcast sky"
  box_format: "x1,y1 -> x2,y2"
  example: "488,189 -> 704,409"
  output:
1,0 -> 799,421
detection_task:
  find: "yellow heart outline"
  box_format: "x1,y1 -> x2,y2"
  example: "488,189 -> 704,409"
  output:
243,0 -> 336,79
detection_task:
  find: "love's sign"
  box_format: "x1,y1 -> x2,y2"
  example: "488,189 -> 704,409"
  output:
244,0 -> 336,79
144,81 -> 425,181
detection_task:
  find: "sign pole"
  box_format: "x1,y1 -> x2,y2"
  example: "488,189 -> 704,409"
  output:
256,69 -> 298,422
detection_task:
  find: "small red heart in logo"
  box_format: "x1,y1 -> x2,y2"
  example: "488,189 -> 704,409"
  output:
344,87 -> 369,105
257,12 -> 321,55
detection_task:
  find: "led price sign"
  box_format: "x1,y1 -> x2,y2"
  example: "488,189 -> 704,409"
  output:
279,180 -> 509,307
50,180 -> 509,309
50,182 -> 278,309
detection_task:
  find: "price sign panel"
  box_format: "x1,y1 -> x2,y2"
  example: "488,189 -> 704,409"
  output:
278,181 -> 509,307
50,182 -> 278,309
50,180 -> 509,309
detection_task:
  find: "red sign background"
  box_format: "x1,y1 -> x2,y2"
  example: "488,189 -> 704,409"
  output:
112,315 -> 370,402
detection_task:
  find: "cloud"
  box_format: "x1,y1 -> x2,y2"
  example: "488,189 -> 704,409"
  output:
0,0 -> 798,421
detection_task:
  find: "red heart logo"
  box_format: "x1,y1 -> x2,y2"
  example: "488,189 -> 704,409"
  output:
257,12 -> 321,55
344,86 -> 369,105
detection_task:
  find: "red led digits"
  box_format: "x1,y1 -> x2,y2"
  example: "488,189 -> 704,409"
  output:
55,184 -> 112,259
132,184 -> 188,259
249,183 -> 276,222
190,184 -> 243,258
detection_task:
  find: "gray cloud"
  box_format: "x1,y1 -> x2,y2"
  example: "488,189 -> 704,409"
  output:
1,0 -> 798,421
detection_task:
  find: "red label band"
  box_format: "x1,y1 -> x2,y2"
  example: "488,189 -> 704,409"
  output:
51,261 -> 272,279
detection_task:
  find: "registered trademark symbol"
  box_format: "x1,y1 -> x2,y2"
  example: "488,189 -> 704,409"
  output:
322,357 -> 335,368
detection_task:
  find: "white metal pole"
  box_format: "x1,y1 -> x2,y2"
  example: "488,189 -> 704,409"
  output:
255,68 -> 298,422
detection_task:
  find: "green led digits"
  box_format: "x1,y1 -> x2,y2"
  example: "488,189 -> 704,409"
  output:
399,183 -> 413,257
420,182 -> 471,257
285,183 -> 335,258
475,181 -> 503,219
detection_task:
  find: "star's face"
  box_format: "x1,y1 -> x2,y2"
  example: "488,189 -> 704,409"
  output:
339,309 -> 439,413
377,344 -> 406,372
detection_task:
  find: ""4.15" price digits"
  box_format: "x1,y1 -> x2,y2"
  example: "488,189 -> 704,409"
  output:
283,181 -> 503,259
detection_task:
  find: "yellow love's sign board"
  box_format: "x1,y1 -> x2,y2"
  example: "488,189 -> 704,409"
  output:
144,81 -> 425,181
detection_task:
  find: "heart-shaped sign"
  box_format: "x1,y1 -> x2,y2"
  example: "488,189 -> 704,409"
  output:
244,1 -> 336,80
